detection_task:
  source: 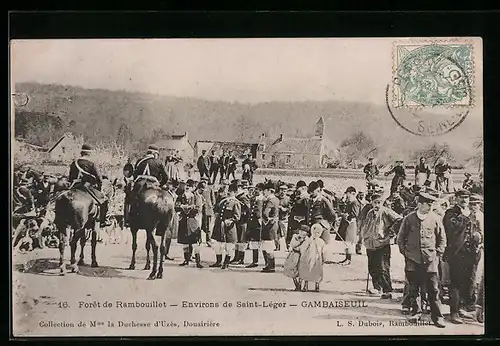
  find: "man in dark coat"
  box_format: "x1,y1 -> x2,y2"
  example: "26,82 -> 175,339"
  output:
242,154 -> 258,185
306,181 -> 337,245
286,180 -> 309,249
68,144 -> 110,227
200,177 -> 216,245
218,151 -> 230,184
210,182 -> 241,269
261,182 -> 280,273
397,192 -> 447,328
227,151 -> 238,181
196,150 -> 211,180
133,145 -> 169,186
245,183 -> 264,268
443,189 -> 484,324
385,160 -> 406,194
363,157 -> 380,183
176,180 -> 203,268
209,150 -> 220,185
415,157 -> 431,187
231,180 -> 251,265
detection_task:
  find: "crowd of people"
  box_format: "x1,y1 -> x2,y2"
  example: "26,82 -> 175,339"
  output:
12,145 -> 485,328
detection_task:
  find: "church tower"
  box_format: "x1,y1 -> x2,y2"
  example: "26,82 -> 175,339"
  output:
315,117 -> 325,138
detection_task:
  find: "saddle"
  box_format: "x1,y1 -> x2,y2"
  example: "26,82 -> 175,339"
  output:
71,181 -> 107,206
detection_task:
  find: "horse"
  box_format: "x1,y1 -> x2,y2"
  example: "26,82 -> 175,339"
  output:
54,179 -> 100,275
128,178 -> 175,280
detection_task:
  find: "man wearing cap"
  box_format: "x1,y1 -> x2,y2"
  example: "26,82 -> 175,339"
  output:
337,186 -> 361,266
210,182 -> 241,269
360,190 -> 402,299
385,160 -> 406,194
196,150 -> 211,180
68,144 -> 110,227
462,172 -> 474,191
363,157 -> 380,183
260,182 -> 280,272
415,157 -> 431,187
286,180 -> 310,249
208,150 -> 220,185
356,189 -> 379,255
231,180 -> 251,265
443,189 -> 484,323
305,181 -> 337,245
397,192 -> 447,328
317,180 -> 335,205
277,184 -> 291,252
245,183 -> 265,268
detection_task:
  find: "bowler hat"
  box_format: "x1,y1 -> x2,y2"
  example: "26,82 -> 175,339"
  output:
263,182 -> 275,191
308,181 -> 320,192
455,189 -> 471,197
296,180 -> 307,188
255,183 -> 264,190
228,182 -> 239,192
345,186 -> 356,194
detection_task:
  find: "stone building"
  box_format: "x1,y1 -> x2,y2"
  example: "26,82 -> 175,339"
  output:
256,117 -> 336,169
153,132 -> 195,163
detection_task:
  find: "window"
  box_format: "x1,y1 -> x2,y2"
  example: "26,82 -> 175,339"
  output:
262,154 -> 266,160
61,146 -> 66,154
286,155 -> 291,164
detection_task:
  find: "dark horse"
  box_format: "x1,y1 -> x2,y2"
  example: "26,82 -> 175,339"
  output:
54,179 -> 99,275
128,178 -> 175,280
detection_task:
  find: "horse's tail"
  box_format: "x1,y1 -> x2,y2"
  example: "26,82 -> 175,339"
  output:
54,191 -> 85,232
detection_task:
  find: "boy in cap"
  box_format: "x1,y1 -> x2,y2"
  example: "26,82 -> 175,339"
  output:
336,186 -> 361,266
360,190 -> 402,299
397,192 -> 447,328
443,189 -> 483,323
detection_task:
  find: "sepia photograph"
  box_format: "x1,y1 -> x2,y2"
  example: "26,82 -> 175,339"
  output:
10,38 -> 484,336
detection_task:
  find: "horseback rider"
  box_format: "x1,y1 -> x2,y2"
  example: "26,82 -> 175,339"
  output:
68,144 -> 111,227
133,145 -> 169,186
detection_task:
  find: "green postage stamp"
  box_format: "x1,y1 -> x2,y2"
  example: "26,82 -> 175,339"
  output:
392,41 -> 474,108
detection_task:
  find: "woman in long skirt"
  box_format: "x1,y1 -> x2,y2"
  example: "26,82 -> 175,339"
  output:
284,225 -> 310,290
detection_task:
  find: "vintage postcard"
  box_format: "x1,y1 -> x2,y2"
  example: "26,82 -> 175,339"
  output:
10,38 -> 484,337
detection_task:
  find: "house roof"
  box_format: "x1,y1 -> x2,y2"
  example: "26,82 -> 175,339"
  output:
154,137 -> 195,152
264,137 -> 323,155
196,140 -> 257,156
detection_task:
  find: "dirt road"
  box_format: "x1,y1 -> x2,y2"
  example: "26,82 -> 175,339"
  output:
12,233 -> 483,337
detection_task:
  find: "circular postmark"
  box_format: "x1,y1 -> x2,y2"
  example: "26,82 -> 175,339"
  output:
12,93 -> 30,107
388,43 -> 473,137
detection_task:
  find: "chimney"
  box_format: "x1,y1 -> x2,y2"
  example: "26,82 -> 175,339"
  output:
279,134 -> 283,141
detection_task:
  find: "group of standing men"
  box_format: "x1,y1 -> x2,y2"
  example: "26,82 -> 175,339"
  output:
196,150 -> 258,185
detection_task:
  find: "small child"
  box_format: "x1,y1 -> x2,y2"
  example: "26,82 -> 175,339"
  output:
284,225 -> 310,291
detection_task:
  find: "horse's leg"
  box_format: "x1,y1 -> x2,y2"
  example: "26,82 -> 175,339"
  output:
91,223 -> 99,267
144,233 -> 151,270
70,230 -> 80,273
58,226 -> 67,275
157,234 -> 166,279
78,233 -> 86,266
128,227 -> 138,270
147,230 -> 158,280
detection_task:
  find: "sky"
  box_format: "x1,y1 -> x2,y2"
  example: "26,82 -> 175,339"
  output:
10,38 -> 427,104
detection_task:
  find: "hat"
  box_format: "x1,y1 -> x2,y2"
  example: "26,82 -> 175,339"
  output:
418,192 -> 438,204
296,180 -> 307,188
241,180 -> 249,188
308,181 -> 320,193
197,182 -> 205,190
299,224 -> 311,235
186,179 -> 195,187
464,172 -> 472,177
228,182 -> 239,192
263,182 -> 275,191
455,189 -> 471,197
287,183 -> 295,189
470,194 -> 483,204
147,145 -> 159,153
200,177 -> 209,182
345,186 -> 356,194
81,144 -> 93,152
317,180 -> 324,188
255,183 -> 265,190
